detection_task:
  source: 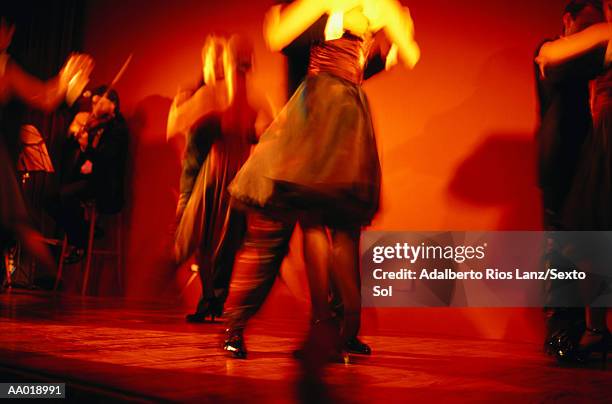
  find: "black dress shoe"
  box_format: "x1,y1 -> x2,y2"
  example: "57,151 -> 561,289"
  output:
344,337 -> 371,355
185,312 -> 207,323
185,299 -> 223,323
223,329 -> 247,359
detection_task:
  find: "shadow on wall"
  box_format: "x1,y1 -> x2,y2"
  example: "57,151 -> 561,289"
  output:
124,94 -> 182,300
448,133 -> 542,230
376,49 -> 540,231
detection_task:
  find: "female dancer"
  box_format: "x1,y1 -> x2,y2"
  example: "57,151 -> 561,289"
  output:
168,35 -> 272,321
1,18 -> 93,285
226,0 -> 419,370
537,7 -> 612,364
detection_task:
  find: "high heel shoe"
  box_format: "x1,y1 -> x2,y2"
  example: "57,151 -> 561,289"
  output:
185,298 -> 224,323
546,327 -> 584,364
577,328 -> 610,368
344,337 -> 372,356
223,328 -> 247,359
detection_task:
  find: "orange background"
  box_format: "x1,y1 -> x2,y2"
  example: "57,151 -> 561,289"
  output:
80,0 -> 570,341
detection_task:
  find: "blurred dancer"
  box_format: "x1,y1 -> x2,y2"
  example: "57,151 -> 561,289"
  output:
533,0 -> 604,359
169,35 -> 272,322
224,0 -> 387,359
0,18 -> 92,287
225,0 -> 419,379
537,0 -> 612,363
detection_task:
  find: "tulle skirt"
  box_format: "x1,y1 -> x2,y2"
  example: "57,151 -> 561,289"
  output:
229,73 -> 381,227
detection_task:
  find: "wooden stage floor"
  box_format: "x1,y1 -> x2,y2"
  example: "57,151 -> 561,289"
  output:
0,291 -> 609,403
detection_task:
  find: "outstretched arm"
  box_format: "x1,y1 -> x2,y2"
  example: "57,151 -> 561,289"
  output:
264,1 -> 328,51
5,53 -> 93,111
537,23 -> 612,70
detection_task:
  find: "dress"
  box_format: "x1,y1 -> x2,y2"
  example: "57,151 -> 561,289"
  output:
228,34 -> 381,227
563,68 -> 612,230
175,107 -> 256,301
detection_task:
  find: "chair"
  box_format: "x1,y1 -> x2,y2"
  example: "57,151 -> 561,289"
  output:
54,202 -> 123,296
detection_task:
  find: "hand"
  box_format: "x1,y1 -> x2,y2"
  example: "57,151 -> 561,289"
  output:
535,55 -> 548,78
343,7 -> 370,37
60,53 -> 94,90
0,18 -> 15,53
80,160 -> 93,175
173,89 -> 193,108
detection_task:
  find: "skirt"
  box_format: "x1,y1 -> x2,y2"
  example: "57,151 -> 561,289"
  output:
229,73 -> 381,227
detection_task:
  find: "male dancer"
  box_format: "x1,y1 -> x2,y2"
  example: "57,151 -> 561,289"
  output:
169,36 -> 272,322
534,0 -> 605,350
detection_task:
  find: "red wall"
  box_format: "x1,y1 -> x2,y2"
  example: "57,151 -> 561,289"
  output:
81,0 -> 570,341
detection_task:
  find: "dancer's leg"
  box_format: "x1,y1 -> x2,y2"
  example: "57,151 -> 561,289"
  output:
225,212 -> 293,332
329,226 -> 361,344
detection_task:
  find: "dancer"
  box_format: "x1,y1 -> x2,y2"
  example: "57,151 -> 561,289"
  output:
224,0 -> 419,373
534,0 -> 605,358
169,35 -> 272,322
0,18 -> 93,287
281,0 -> 386,355
537,0 -> 612,364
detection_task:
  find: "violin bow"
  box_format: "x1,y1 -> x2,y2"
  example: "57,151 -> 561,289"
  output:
103,53 -> 133,98
85,53 -> 133,148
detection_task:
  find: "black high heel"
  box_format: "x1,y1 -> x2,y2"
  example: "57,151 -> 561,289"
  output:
185,298 -> 224,323
223,328 -> 247,359
344,337 -> 372,356
546,327 -> 584,364
577,328 -> 610,369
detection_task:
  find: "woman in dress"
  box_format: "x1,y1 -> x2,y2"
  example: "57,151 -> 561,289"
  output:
537,5 -> 612,364
226,0 -> 420,369
168,35 -> 272,321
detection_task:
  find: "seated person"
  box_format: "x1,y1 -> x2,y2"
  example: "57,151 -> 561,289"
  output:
50,85 -> 128,263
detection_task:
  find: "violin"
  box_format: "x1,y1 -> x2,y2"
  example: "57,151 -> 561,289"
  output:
69,93 -> 116,151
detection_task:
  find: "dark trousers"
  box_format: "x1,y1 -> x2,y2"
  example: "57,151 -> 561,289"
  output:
541,187 -> 584,338
225,212 -> 363,341
49,180 -> 92,249
194,208 -> 246,311
225,212 -> 293,330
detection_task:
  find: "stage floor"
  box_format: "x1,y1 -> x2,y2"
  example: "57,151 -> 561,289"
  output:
0,291 -> 609,403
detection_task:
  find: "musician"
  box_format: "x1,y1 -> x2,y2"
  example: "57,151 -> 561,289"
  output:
51,85 -> 128,264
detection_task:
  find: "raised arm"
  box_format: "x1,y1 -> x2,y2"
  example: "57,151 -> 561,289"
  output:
166,83 -> 230,140
537,22 -> 612,69
264,0 -> 362,51
373,0 -> 420,69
